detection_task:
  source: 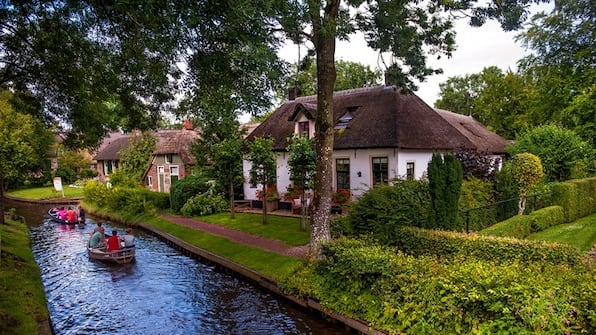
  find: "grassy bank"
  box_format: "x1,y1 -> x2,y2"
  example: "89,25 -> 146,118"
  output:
528,213 -> 596,252
0,219 -> 50,335
82,201 -> 305,282
7,186 -> 84,200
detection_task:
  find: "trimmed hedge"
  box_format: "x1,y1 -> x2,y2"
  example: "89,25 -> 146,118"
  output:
478,214 -> 531,239
393,226 -> 583,266
282,239 -> 595,335
480,205 -> 565,238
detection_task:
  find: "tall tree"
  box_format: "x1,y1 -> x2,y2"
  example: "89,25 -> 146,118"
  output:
283,0 -> 545,255
283,59 -> 382,98
109,131 -> 157,187
427,153 -> 463,230
507,125 -> 594,182
286,134 -> 317,231
510,153 -> 544,215
211,137 -> 244,220
247,137 -> 277,225
0,90 -> 52,224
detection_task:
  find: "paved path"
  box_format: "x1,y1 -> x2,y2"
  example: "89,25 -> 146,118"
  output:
159,213 -> 309,258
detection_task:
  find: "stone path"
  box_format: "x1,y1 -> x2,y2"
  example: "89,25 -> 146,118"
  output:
159,213 -> 309,258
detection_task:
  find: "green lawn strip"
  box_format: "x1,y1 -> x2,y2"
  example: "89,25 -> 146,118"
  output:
7,186 -> 85,200
0,219 -> 49,335
527,213 -> 596,252
195,212 -> 310,246
143,216 -> 304,281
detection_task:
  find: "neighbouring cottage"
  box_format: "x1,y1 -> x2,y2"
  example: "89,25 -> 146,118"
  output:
243,85 -> 510,203
93,120 -> 200,193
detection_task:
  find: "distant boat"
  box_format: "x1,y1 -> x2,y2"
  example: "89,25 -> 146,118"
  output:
87,245 -> 136,264
48,208 -> 80,225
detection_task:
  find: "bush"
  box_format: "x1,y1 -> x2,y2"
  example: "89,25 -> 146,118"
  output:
170,174 -> 211,213
458,177 -> 497,231
529,205 -> 565,232
393,226 -> 582,266
342,181 -> 429,244
181,188 -> 228,216
478,214 -> 531,239
551,182 -> 579,222
282,239 -> 595,335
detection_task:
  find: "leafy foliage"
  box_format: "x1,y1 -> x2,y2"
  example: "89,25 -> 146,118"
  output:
170,174 -> 213,213
247,137 -> 277,224
427,153 -> 463,230
180,188 -> 228,217
454,146 -> 500,181
340,181 -> 430,243
282,238 -> 594,335
510,153 -> 544,215
507,125 -> 594,182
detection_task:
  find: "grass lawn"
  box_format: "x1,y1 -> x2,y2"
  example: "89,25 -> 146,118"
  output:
527,213 -> 596,252
0,219 -> 50,335
144,215 -> 305,281
7,186 -> 85,199
196,212 -> 310,246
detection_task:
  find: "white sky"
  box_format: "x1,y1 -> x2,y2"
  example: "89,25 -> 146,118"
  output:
276,3 -> 552,108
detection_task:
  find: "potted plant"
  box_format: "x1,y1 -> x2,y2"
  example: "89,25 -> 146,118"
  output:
256,185 -> 279,212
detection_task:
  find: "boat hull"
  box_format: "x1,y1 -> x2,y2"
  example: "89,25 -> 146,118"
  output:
88,247 -> 136,264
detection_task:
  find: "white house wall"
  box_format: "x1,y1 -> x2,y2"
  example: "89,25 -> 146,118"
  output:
243,149 -> 438,201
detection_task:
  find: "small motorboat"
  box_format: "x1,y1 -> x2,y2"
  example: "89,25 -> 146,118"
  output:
48,207 -> 79,225
88,245 -> 136,264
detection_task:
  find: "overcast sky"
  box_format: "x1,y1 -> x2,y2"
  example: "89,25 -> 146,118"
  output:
277,3 -> 552,108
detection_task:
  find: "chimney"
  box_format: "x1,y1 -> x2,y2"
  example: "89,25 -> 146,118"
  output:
182,119 -> 193,130
288,87 -> 297,101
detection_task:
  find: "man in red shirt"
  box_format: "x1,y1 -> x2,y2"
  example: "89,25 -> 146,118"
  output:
106,230 -> 121,252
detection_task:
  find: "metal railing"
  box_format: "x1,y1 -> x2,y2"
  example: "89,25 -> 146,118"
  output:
458,193 -> 552,233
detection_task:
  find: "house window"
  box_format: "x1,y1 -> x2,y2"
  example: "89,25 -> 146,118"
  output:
114,160 -> 119,169
406,162 -> 415,180
170,165 -> 179,185
147,176 -> 153,187
372,157 -> 388,186
166,154 -> 174,164
336,158 -> 350,190
106,160 -> 113,174
298,121 -> 309,138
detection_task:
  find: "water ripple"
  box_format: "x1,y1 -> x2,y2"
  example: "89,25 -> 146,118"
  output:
29,217 -> 349,335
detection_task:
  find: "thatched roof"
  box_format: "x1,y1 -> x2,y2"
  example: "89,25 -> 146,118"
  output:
247,86 -> 509,154
93,129 -> 199,165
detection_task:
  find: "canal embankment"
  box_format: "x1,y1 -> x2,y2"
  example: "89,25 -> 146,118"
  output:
5,195 -> 385,335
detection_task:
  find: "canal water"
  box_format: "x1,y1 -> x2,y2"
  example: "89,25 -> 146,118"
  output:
8,200 -> 350,335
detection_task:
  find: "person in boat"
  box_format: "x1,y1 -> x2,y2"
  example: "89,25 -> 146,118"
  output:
66,207 -> 77,223
77,205 -> 86,223
121,228 -> 135,248
89,229 -> 105,248
106,230 -> 121,252
58,207 -> 68,221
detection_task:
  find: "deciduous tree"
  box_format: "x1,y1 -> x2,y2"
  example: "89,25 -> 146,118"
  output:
247,137 -> 277,225
287,134 -> 317,231
510,153 -> 544,215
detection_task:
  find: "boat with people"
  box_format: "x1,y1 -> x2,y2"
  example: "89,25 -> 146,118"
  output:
48,205 -> 87,225
87,245 -> 136,264
87,227 -> 136,264
48,207 -> 80,225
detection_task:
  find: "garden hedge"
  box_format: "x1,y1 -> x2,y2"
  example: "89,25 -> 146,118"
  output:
282,239 -> 595,335
392,226 -> 582,266
479,205 -> 565,238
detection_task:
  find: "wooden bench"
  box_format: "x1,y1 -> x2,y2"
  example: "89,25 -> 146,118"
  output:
291,197 -> 311,215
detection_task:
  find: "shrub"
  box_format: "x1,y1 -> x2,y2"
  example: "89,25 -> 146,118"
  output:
181,188 -> 228,216
478,214 -> 531,239
551,182 -> 578,222
343,181 -> 429,244
458,177 -> 497,231
282,239 -> 595,335
529,205 -> 565,232
393,226 -> 582,266
170,174 -> 211,212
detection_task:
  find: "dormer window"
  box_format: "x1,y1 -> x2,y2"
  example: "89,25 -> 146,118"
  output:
299,121 -> 309,138
335,106 -> 358,130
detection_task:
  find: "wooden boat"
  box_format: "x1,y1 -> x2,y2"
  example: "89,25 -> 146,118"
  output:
88,245 -> 136,264
48,208 -> 79,225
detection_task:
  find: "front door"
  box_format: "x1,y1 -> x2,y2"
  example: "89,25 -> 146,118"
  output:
158,166 -> 165,192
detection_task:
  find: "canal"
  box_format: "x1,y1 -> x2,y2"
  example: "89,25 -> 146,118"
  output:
8,200 -> 350,335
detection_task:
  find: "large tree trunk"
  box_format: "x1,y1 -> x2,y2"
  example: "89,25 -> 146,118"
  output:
309,0 -> 339,258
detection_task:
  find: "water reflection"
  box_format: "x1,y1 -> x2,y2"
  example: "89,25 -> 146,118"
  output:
25,212 -> 349,335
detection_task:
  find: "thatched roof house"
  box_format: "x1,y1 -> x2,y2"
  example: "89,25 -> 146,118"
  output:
93,123 -> 200,193
247,86 -> 509,153
243,85 -> 509,202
